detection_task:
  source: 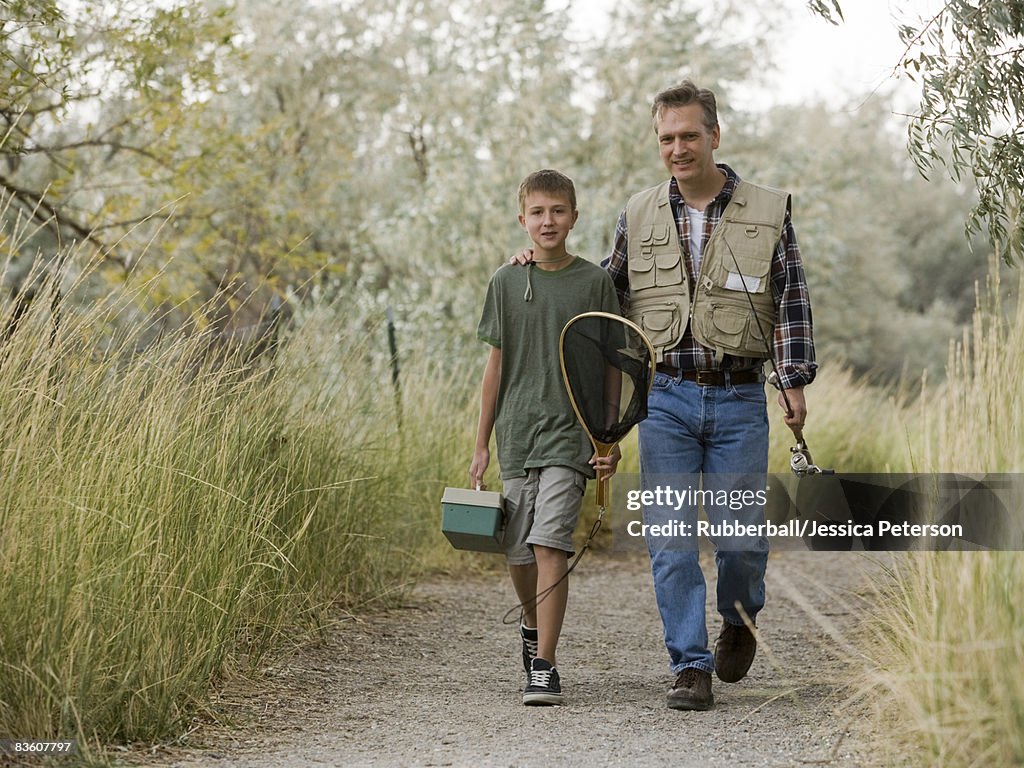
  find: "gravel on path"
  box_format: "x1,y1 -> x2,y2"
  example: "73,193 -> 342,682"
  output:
136,546 -> 889,768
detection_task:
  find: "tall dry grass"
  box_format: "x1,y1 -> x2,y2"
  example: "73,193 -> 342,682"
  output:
0,206 -> 479,753
767,364 -> 915,474
919,264 -> 1024,473
862,551 -> 1024,766
854,265 -> 1024,767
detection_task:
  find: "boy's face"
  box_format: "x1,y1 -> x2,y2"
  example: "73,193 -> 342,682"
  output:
518,191 -> 578,254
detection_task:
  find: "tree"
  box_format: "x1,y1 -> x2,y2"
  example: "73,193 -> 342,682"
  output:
357,0 -> 787,335
809,0 -> 1024,265
1,1 -> 233,270
567,0 -> 782,259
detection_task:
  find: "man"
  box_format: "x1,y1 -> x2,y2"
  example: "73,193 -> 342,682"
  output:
607,79 -> 816,711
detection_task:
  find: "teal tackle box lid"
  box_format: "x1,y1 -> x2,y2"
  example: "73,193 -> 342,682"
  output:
440,487 -> 505,553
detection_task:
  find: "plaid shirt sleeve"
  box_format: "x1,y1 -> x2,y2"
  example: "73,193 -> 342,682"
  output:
602,209 -> 632,312
770,210 -> 817,390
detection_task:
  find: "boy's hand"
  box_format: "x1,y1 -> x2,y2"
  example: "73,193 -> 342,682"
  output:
590,444 -> 621,481
509,248 -> 535,265
469,447 -> 490,490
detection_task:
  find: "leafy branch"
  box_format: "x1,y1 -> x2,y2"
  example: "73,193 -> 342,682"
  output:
809,0 -> 1024,264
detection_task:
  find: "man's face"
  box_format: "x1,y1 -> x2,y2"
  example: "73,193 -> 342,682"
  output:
655,103 -> 720,187
518,191 -> 578,253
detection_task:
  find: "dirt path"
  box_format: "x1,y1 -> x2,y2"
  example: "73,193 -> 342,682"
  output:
140,546 -> 889,768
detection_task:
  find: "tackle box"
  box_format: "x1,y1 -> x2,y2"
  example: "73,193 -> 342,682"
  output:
440,487 -> 505,553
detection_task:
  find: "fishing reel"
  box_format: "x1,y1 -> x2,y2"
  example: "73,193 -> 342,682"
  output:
789,438 -> 834,476
765,372 -> 834,476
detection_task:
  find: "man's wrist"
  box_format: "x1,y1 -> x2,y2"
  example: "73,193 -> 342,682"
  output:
772,364 -> 816,390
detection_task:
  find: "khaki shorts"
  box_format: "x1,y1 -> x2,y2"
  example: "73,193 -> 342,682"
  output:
502,466 -> 586,565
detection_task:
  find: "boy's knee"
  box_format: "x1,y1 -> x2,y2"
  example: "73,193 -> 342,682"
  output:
532,544 -> 570,563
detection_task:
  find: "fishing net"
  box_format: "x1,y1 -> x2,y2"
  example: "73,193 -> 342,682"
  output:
559,312 -> 655,494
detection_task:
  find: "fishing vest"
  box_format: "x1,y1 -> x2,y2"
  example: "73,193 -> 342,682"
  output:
624,179 -> 790,362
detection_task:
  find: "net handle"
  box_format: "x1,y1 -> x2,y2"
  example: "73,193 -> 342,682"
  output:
593,441 -> 616,508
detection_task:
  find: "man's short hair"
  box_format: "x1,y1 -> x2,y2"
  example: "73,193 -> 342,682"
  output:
518,169 -> 577,214
651,80 -> 718,132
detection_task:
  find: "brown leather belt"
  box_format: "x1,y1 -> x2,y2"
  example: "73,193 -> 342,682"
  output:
656,365 -> 763,387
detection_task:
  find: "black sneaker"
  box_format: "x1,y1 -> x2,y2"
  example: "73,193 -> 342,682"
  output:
523,658 -> 563,706
520,624 -> 538,674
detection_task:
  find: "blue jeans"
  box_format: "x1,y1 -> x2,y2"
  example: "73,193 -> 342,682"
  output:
640,371 -> 770,674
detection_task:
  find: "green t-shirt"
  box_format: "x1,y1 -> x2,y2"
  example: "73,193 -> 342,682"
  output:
477,256 -> 621,480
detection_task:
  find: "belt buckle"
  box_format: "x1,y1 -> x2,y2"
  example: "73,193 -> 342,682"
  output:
695,370 -> 718,387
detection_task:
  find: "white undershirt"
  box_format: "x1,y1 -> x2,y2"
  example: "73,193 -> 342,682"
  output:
685,204 -> 705,275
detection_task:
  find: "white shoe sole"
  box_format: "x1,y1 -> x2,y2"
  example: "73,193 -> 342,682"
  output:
523,691 -> 563,706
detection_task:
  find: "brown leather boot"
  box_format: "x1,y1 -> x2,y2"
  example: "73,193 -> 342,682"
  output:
714,620 -> 757,683
666,667 -> 713,711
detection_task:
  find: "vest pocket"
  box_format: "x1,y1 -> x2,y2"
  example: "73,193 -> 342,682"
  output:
641,224 -> 671,248
628,298 -> 683,351
632,225 -> 674,291
748,310 -> 769,342
695,302 -> 774,357
702,304 -> 749,351
720,232 -> 772,294
655,250 -> 684,287
628,251 -> 656,291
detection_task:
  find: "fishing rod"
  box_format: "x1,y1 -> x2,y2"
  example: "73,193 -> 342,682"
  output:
722,231 -> 833,477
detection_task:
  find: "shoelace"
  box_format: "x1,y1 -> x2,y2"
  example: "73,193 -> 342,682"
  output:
521,628 -> 538,661
675,668 -> 701,689
529,667 -> 553,688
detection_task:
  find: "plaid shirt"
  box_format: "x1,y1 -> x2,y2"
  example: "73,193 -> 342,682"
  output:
603,164 -> 817,390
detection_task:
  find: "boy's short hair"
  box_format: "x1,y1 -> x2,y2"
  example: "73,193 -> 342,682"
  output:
517,169 -> 577,214
651,79 -> 718,132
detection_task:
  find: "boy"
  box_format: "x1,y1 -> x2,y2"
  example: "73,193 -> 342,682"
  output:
469,169 -> 620,706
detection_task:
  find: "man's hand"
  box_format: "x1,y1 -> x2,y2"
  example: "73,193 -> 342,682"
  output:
590,443 -> 621,481
778,386 -> 807,437
509,248 -> 535,265
469,447 -> 490,491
